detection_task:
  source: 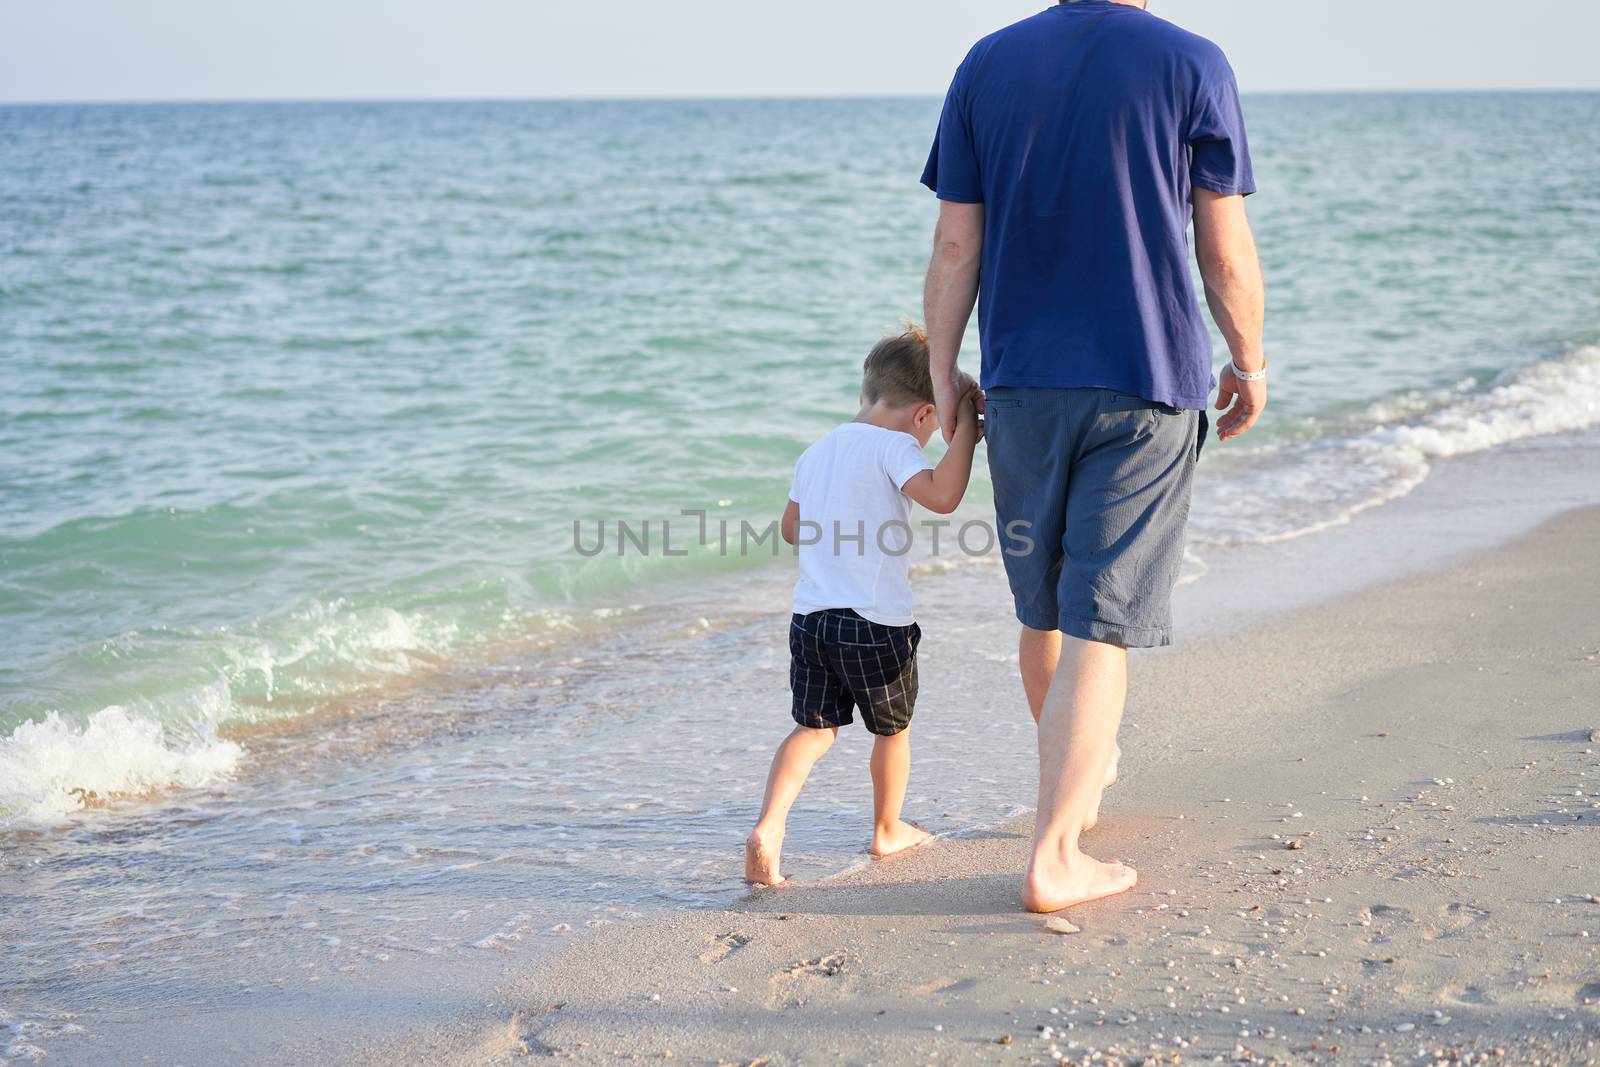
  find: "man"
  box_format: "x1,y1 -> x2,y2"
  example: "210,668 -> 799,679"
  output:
920,0 -> 1267,913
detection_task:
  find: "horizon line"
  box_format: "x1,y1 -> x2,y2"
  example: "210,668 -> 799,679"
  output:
4,86 -> 1600,108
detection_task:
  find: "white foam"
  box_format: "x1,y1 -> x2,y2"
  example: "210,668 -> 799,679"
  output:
0,588 -> 593,832
1189,344 -> 1600,547
1383,344 -> 1600,458
0,703 -> 241,828
218,599 -> 465,705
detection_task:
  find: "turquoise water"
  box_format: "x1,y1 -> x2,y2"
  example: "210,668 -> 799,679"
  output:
3,94 -> 1600,820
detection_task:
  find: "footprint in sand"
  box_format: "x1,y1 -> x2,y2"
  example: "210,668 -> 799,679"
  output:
698,930 -> 752,965
1440,982 -> 1498,1007
1577,981 -> 1600,1007
766,951 -> 857,1009
1420,902 -> 1490,942
1358,903 -> 1414,942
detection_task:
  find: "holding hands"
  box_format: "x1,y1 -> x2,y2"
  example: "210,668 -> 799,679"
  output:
934,368 -> 984,445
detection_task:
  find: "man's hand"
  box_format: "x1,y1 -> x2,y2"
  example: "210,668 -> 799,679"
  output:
934,368 -> 983,444
1213,364 -> 1265,441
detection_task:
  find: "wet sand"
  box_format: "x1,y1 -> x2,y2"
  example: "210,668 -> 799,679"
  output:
408,506 -> 1600,1066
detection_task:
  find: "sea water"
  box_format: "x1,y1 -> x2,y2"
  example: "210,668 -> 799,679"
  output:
2,94 -> 1599,1047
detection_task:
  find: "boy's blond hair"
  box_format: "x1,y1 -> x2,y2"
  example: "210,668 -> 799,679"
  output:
861,323 -> 934,407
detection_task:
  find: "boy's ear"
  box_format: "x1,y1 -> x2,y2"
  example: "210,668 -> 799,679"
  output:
915,402 -> 937,425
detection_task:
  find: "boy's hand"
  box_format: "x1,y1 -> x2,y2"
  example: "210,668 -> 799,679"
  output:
934,369 -> 982,444
953,384 -> 983,443
904,382 -> 982,515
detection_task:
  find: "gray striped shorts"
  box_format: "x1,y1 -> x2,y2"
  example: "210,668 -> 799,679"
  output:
789,609 -> 920,736
985,386 -> 1203,648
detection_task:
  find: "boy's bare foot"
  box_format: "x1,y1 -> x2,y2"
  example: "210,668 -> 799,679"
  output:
869,819 -> 934,859
1020,852 -> 1137,913
744,828 -> 785,886
1082,742 -> 1122,833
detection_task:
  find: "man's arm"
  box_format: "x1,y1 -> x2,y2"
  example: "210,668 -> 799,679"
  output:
901,388 -> 981,515
1192,188 -> 1267,441
923,200 -> 985,443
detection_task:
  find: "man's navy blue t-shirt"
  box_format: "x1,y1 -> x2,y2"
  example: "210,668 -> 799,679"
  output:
920,0 -> 1255,410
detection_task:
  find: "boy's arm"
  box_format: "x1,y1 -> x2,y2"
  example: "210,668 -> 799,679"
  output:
780,499 -> 800,545
901,390 -> 980,515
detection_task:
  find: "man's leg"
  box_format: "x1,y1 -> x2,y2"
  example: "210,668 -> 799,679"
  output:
1018,624 -> 1060,723
1019,634 -> 1137,913
1020,623 -> 1120,830
746,725 -> 837,885
868,729 -> 933,858
1018,393 -> 1197,911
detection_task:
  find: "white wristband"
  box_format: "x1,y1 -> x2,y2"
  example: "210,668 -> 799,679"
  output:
1230,358 -> 1267,382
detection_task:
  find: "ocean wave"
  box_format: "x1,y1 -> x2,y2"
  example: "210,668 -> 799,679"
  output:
0,595 -> 581,828
1190,343 -> 1600,546
0,696 -> 241,828
1382,343 -> 1600,456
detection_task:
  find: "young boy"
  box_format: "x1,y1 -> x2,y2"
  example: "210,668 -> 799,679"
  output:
744,325 -> 982,885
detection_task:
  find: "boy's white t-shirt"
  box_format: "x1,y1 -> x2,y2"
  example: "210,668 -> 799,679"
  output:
789,422 -> 934,626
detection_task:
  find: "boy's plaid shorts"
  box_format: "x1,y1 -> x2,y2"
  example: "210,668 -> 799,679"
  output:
788,609 -> 920,736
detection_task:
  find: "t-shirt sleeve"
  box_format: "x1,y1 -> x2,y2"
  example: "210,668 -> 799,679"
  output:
919,58 -> 983,203
1188,60 -> 1256,198
882,435 -> 934,491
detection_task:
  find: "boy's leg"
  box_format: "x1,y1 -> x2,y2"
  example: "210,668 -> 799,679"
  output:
752,611 -> 853,885
825,614 -> 929,859
745,725 -> 836,885
868,727 -> 933,857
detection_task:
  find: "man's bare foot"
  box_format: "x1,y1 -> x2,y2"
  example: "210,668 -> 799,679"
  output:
1020,852 -> 1137,913
869,819 -> 934,859
1082,742 -> 1122,833
744,828 -> 785,885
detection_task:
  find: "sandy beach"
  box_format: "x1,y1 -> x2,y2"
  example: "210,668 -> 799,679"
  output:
369,505 -> 1600,1067
9,27 -> 1600,1066
8,91 -> 1600,1067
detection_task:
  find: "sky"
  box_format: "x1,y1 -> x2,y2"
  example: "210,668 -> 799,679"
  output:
3,1 -> 1598,104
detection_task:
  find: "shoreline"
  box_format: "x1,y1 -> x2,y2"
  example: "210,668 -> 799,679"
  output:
13,435 -> 1600,1066
362,502 -> 1600,1066
4,412 -> 1597,832
200,421 -> 1600,761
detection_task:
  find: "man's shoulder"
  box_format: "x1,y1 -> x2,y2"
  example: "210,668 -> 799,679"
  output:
972,5 -> 1231,75
950,7 -> 1058,76
960,7 -> 1054,61
1142,12 -> 1232,75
